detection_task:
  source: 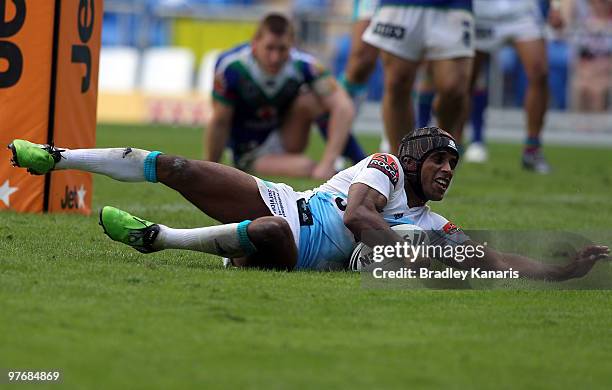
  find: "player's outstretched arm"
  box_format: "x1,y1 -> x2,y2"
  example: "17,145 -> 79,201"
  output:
206,100 -> 234,163
450,241 -> 610,281
344,183 -> 398,246
312,78 -> 355,179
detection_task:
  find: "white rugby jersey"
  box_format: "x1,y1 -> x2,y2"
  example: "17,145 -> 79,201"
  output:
314,153 -> 459,236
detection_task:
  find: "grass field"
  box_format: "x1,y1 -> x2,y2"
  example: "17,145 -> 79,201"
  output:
1,124 -> 611,389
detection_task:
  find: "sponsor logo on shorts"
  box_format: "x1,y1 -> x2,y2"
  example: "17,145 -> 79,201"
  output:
462,20 -> 472,48
372,22 -> 405,40
368,154 -> 399,185
266,188 -> 286,217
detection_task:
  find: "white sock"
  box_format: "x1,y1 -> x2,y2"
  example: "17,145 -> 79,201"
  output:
154,222 -> 256,258
55,147 -> 151,182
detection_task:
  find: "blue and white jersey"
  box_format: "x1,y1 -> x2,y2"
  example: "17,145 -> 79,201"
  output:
379,0 -> 472,11
299,154 -> 468,269
213,43 -> 331,166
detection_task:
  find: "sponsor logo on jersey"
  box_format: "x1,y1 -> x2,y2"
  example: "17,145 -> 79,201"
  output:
443,221 -> 460,235
367,153 -> 399,185
373,22 -> 405,40
256,106 -> 278,121
297,198 -> 313,226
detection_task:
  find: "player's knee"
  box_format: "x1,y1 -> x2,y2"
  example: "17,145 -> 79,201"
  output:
525,63 -> 548,86
292,92 -> 324,120
437,81 -> 467,105
249,216 -> 293,245
384,75 -> 412,95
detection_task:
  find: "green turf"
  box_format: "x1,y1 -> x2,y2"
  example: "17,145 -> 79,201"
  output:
1,123 -> 611,389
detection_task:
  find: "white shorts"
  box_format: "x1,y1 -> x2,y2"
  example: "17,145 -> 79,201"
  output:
253,177 -> 309,253
363,6 -> 475,61
353,0 -> 379,21
253,179 -> 354,270
233,131 -> 286,171
475,9 -> 545,52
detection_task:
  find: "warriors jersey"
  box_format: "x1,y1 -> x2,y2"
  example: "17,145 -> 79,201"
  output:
213,43 -> 330,165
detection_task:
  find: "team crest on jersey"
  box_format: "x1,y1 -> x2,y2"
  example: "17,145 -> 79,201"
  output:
367,153 -> 399,185
443,221 -> 461,235
256,106 -> 278,121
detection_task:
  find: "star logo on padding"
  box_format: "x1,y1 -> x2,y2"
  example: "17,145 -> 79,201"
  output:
76,185 -> 87,208
0,180 -> 18,207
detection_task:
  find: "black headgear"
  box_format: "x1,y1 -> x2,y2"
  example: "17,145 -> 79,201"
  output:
397,126 -> 459,200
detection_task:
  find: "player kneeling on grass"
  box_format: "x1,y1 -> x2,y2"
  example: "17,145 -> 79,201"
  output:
208,13 -> 364,180
8,127 -> 609,279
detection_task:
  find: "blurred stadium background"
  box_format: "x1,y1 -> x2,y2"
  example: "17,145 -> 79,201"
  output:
98,0 -> 612,145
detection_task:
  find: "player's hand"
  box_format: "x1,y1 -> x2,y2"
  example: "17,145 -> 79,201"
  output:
311,163 -> 336,180
562,245 -> 610,279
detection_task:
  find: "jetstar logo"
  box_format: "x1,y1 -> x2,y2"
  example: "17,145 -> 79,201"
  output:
368,153 -> 399,185
60,185 -> 87,209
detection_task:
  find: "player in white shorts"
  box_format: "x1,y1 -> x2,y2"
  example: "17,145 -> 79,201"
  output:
362,0 -> 475,153
9,127 -> 609,280
463,0 -> 562,173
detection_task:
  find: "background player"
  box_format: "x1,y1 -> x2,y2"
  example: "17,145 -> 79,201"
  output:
207,13 -> 365,180
362,0 -> 475,152
465,0 -> 562,173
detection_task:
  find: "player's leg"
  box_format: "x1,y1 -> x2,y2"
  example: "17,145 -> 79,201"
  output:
430,57 -> 473,144
342,19 -> 380,110
513,38 -> 550,173
380,52 -> 420,152
415,63 -> 435,128
464,51 -> 490,163
100,206 -> 297,270
8,140 -> 271,222
247,91 -> 317,177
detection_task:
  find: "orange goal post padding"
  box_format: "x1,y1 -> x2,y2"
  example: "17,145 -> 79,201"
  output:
0,0 -> 102,215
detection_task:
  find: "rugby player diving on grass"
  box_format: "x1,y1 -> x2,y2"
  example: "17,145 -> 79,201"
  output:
8,126 -> 609,280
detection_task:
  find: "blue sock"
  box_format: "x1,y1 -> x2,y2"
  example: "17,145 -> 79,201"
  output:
417,91 -> 434,128
316,116 -> 366,164
471,91 -> 488,144
524,136 -> 541,153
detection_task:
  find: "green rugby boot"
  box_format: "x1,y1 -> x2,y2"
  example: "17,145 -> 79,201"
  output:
8,139 -> 63,175
99,206 -> 160,254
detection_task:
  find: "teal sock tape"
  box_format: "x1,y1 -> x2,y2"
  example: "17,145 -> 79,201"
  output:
237,220 -> 257,255
339,73 -> 367,97
144,151 -> 163,183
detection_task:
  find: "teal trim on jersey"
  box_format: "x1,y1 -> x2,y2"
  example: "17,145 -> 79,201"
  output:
237,220 -> 257,255
144,151 -> 163,183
